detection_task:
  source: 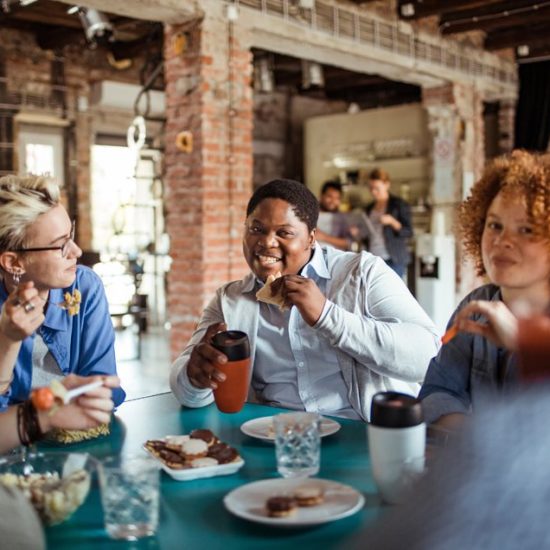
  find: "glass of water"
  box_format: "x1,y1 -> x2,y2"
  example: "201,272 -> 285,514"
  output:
98,455 -> 160,541
274,412 -> 320,478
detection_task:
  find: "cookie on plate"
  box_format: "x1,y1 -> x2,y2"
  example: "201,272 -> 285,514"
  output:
294,486 -> 324,507
266,496 -> 297,518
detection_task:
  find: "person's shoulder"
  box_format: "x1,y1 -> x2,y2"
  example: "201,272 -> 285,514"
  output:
389,194 -> 409,207
324,245 -> 379,272
74,265 -> 103,290
218,273 -> 255,298
459,284 -> 501,306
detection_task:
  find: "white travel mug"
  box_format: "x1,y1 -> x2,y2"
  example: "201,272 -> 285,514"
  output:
367,391 -> 426,504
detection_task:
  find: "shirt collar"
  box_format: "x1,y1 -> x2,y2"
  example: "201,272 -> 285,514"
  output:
41,288 -> 70,332
301,244 -> 330,280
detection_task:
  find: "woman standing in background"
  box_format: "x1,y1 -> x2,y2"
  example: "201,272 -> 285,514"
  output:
364,168 -> 413,277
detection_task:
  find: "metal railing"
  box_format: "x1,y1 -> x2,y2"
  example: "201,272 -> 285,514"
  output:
0,77 -> 79,115
234,0 -> 517,89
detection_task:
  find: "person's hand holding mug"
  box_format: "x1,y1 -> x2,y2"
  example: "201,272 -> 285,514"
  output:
187,322 -> 228,390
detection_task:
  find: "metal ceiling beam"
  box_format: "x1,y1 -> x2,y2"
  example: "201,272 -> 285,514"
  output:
485,25 -> 550,50
397,0 -> 505,19
441,7 -> 550,34
54,0 -> 199,24
440,2 -> 550,34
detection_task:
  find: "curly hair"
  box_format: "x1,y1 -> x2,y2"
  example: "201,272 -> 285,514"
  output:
246,179 -> 319,232
0,174 -> 60,253
458,150 -> 550,276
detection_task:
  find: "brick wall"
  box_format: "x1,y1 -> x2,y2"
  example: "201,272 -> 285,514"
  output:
164,14 -> 253,357
0,28 -> 153,251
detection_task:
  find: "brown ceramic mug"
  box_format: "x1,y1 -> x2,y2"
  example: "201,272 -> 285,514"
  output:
211,330 -> 251,413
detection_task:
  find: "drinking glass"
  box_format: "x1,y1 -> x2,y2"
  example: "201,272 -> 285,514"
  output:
274,412 -> 320,478
98,455 -> 160,541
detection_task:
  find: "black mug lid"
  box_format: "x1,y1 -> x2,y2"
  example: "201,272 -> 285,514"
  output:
370,391 -> 424,428
211,330 -> 250,361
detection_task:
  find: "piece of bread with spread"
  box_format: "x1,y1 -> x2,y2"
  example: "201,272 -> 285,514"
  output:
255,272 -> 288,311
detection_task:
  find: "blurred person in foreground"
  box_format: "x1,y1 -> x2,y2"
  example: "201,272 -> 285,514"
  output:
315,180 -> 355,251
354,382 -> 550,550
419,150 -> 550,430
0,175 -> 125,410
170,179 -> 439,421
363,168 -> 413,277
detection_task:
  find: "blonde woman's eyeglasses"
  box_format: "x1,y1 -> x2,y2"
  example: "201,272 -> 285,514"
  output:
13,220 -> 76,258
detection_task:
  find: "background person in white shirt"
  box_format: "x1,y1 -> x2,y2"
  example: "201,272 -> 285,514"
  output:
170,179 -> 439,420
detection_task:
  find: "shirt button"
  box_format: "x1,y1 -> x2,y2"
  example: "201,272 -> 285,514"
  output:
298,362 -> 304,367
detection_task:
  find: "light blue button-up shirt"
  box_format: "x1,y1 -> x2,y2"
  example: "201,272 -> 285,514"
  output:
0,265 -> 125,410
253,246 -> 358,418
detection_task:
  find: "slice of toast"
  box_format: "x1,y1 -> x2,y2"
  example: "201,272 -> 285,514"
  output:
255,272 -> 288,311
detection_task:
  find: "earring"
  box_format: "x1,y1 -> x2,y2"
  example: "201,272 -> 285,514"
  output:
12,271 -> 20,286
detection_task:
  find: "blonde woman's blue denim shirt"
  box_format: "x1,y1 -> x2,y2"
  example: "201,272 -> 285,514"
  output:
0,265 -> 125,410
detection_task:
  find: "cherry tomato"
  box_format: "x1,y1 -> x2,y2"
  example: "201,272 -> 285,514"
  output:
31,387 -> 55,411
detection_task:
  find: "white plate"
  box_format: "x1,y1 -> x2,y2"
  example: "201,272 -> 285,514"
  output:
223,478 -> 364,527
240,416 -> 341,442
143,445 -> 245,481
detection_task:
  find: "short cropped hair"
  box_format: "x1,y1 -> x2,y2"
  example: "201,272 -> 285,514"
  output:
0,175 -> 60,252
459,150 -> 550,276
246,179 -> 319,232
321,180 -> 343,195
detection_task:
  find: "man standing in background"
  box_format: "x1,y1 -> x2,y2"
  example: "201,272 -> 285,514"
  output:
315,181 -> 355,251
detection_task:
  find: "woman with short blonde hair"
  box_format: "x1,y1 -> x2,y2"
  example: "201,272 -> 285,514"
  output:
0,174 -> 125,417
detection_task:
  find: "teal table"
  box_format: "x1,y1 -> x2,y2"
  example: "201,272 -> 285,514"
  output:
45,393 -> 385,549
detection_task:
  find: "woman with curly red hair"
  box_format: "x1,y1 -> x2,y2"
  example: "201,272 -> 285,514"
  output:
419,150 -> 550,429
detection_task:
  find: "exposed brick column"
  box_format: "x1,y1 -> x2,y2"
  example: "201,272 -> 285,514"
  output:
422,83 -> 486,301
164,7 -> 253,358
74,108 -> 92,249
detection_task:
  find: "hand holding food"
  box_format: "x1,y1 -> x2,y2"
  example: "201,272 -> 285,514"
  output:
273,275 -> 327,327
255,272 -> 287,310
34,375 -> 118,438
452,300 -> 518,350
187,322 -> 229,390
31,379 -> 103,411
0,281 -> 44,342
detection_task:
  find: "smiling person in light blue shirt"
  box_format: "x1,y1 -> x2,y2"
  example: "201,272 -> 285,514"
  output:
170,179 -> 438,421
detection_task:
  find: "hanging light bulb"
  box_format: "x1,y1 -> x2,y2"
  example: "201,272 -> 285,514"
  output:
301,60 -> 324,89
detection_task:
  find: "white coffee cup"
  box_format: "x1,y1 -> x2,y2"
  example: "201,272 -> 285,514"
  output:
367,391 -> 426,504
